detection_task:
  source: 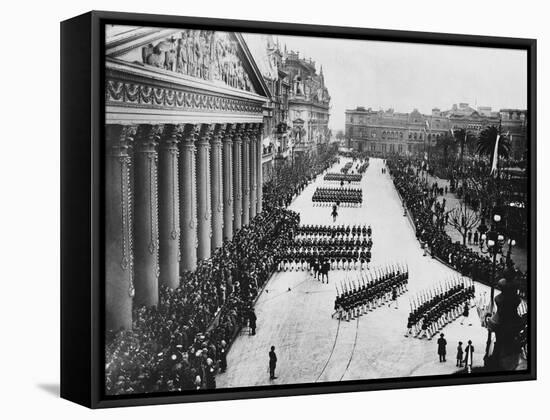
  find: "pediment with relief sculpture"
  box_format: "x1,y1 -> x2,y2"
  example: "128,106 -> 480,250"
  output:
106,25 -> 270,98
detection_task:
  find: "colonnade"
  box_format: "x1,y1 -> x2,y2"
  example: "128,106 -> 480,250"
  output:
105,122 -> 264,331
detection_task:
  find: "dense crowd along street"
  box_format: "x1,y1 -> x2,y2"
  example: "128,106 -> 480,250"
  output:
105,148 -> 528,394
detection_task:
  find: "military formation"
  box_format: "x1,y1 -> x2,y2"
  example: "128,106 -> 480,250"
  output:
405,277 -> 475,340
340,159 -> 369,175
340,161 -> 354,174
277,224 -> 373,272
333,264 -> 409,321
312,187 -> 363,206
323,172 -> 363,184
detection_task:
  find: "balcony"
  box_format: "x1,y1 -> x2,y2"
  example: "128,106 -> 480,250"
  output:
262,144 -> 274,157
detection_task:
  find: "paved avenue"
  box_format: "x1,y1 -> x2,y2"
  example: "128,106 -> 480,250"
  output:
217,158 -> 490,388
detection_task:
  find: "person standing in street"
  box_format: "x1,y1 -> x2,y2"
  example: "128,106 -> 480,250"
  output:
249,308 -> 257,335
437,333 -> 447,362
269,345 -> 277,380
464,340 -> 474,373
456,341 -> 464,367
460,301 -> 472,326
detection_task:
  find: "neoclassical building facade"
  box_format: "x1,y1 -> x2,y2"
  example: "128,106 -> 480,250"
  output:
345,107 -> 448,155
346,103 -> 527,158
104,26 -> 272,331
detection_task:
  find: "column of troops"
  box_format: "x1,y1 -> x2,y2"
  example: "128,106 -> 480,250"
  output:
405,278 -> 475,340
356,160 -> 369,174
340,161 -> 354,174
312,187 -> 363,206
340,158 -> 369,176
276,224 -> 373,272
323,172 -> 362,184
333,264 -> 409,321
105,122 -> 264,331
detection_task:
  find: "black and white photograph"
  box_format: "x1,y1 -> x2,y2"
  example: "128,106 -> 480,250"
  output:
103,22 -> 532,398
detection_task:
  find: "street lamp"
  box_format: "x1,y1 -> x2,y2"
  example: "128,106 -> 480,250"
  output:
480,212 -> 506,366
506,238 -> 516,265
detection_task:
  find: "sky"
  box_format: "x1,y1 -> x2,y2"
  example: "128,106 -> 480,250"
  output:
255,34 -> 527,132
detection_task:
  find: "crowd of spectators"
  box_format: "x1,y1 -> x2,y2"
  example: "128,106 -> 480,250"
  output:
105,147 -> 338,395
388,158 -> 526,297
419,156 -> 528,242
263,149 -> 338,209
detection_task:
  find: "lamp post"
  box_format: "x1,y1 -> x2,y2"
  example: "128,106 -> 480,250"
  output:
480,212 -> 506,366
506,238 -> 516,266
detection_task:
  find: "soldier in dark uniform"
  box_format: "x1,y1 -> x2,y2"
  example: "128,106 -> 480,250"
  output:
322,258 -> 330,283
437,333 -> 447,362
389,286 -> 399,309
248,308 -> 257,335
269,346 -> 277,380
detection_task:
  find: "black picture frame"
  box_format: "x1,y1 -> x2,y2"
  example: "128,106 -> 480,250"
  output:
61,10 -> 537,409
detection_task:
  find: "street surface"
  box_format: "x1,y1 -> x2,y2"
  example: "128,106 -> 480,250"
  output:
217,157 -> 492,388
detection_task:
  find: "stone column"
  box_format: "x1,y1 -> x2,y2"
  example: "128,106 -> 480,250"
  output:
133,124 -> 162,308
180,124 -> 199,273
210,124 -> 224,251
196,124 -> 213,261
257,123 -> 264,214
241,124 -> 251,226
105,125 -> 135,331
249,123 -> 257,220
222,124 -> 234,241
232,124 -> 243,232
158,124 -> 181,290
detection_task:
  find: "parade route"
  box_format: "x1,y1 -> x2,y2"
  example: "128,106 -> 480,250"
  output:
217,157 -> 492,389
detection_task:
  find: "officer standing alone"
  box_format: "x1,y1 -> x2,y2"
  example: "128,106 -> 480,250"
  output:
269,345 -> 278,380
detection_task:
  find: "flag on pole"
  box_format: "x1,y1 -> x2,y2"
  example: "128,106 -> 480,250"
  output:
490,134 -> 501,176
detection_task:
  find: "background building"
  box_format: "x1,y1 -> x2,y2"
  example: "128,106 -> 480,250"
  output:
104,26 -> 272,330
346,103 -> 527,158
284,49 -> 331,159
345,107 -> 448,155
500,109 -> 528,160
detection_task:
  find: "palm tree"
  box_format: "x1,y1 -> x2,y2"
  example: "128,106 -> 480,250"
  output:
476,125 -> 510,161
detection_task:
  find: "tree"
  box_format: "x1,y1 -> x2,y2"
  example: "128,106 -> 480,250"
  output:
447,204 -> 481,245
453,128 -> 474,168
476,125 -> 511,161
435,132 -> 457,166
